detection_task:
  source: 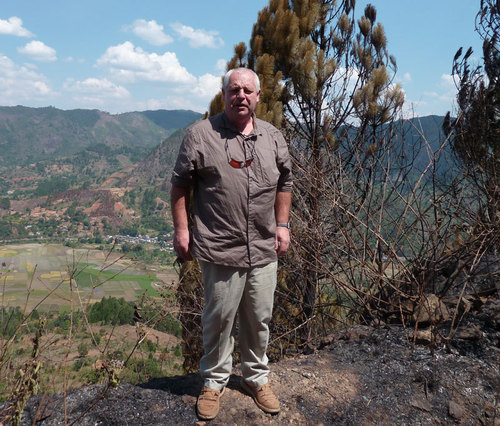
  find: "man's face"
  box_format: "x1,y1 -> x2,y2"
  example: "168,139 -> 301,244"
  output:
222,70 -> 261,124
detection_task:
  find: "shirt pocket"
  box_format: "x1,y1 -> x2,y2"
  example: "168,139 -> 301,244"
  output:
253,145 -> 279,188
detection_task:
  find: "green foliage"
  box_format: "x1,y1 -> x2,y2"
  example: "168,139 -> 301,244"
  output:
0,218 -> 29,240
86,142 -> 112,156
445,0 -> 499,247
49,311 -> 82,331
121,242 -> 132,253
140,188 -> 158,216
84,368 -> 104,385
0,307 -> 24,338
119,224 -> 139,237
0,197 -> 10,209
0,220 -> 13,239
65,204 -> 88,224
129,356 -> 161,380
73,358 -> 87,371
145,339 -> 157,353
141,109 -> 202,130
141,305 -> 182,337
87,297 -> 135,325
34,176 -> 75,197
77,341 -> 89,357
140,216 -> 173,234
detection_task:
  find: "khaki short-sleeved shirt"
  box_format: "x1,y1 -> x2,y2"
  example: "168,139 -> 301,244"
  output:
171,112 -> 293,267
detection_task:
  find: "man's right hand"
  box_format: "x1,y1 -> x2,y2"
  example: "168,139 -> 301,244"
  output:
173,228 -> 193,261
171,184 -> 192,261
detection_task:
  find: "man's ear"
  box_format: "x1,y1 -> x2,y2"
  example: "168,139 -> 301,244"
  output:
256,90 -> 261,102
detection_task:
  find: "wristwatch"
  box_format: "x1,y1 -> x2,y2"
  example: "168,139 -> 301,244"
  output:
277,222 -> 290,229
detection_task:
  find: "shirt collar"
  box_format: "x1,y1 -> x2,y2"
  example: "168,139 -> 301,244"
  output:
221,112 -> 260,136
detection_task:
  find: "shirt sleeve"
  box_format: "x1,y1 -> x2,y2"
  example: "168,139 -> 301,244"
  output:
170,127 -> 198,187
275,130 -> 293,192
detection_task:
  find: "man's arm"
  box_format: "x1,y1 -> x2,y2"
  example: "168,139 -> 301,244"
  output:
171,184 -> 193,261
275,191 -> 291,256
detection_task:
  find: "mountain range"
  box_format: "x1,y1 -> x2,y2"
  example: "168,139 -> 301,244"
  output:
0,106 -> 449,239
0,106 -> 201,167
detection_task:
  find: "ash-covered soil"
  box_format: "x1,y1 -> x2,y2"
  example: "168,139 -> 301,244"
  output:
8,324 -> 499,425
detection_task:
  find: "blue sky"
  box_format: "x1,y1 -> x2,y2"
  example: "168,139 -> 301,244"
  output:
0,0 -> 483,117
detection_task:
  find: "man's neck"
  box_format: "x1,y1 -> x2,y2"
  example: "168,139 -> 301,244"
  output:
232,116 -> 254,135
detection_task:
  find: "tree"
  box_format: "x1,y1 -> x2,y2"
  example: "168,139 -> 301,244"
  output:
225,0 -> 403,345
444,0 -> 499,252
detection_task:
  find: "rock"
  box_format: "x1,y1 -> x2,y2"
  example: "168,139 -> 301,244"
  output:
413,294 -> 449,325
448,400 -> 465,420
411,395 -> 432,412
341,326 -> 371,341
454,324 -> 483,341
413,329 -> 440,345
478,298 -> 500,329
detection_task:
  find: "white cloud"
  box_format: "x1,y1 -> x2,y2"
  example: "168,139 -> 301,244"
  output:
170,22 -> 223,48
0,16 -> 34,37
129,19 -> 173,46
423,91 -> 439,98
64,78 -> 130,98
96,41 -> 196,84
0,55 -> 54,104
62,77 -> 130,110
439,73 -> 456,89
18,41 -> 57,62
64,56 -> 85,63
403,72 -> 412,82
192,73 -> 222,98
215,59 -> 227,75
403,73 -> 460,117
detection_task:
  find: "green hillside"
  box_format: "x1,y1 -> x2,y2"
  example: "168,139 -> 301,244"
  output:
0,106 -> 202,167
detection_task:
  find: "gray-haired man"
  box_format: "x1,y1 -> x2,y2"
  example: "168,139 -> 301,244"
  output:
171,67 -> 292,420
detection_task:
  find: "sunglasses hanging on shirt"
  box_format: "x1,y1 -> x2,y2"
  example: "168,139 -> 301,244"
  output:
225,137 -> 256,169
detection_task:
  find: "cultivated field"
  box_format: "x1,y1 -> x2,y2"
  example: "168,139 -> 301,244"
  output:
0,243 -> 176,311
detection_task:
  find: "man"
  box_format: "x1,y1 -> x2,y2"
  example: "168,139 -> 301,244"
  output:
170,67 -> 292,420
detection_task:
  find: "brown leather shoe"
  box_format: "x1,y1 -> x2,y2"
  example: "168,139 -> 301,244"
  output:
196,387 -> 225,420
241,380 -> 280,414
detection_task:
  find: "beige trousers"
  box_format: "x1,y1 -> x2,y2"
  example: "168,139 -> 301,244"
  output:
198,260 -> 278,391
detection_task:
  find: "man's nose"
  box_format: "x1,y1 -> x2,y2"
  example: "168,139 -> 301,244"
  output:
236,88 -> 245,98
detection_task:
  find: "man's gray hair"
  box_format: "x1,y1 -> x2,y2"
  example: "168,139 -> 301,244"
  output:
223,68 -> 261,92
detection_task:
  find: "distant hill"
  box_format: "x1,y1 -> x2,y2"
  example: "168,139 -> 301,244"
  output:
139,110 -> 202,131
394,115 -> 450,173
0,106 -> 202,167
124,127 -> 190,188
125,115 -> 451,190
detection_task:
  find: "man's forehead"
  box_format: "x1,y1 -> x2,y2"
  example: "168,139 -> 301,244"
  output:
227,72 -> 255,88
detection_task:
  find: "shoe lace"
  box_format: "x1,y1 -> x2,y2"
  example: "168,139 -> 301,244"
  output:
199,388 -> 219,401
257,383 -> 275,400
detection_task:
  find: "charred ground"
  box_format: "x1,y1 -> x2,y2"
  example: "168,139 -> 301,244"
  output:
7,315 -> 499,425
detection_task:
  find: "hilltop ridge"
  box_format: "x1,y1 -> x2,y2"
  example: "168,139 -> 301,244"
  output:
8,323 -> 499,425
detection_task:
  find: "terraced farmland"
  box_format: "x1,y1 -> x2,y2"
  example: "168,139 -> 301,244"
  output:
0,243 -> 167,311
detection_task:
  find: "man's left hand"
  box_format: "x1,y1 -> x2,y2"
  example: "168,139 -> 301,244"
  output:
275,227 -> 290,256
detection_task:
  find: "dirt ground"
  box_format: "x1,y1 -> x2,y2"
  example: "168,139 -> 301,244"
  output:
7,324 -> 500,425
